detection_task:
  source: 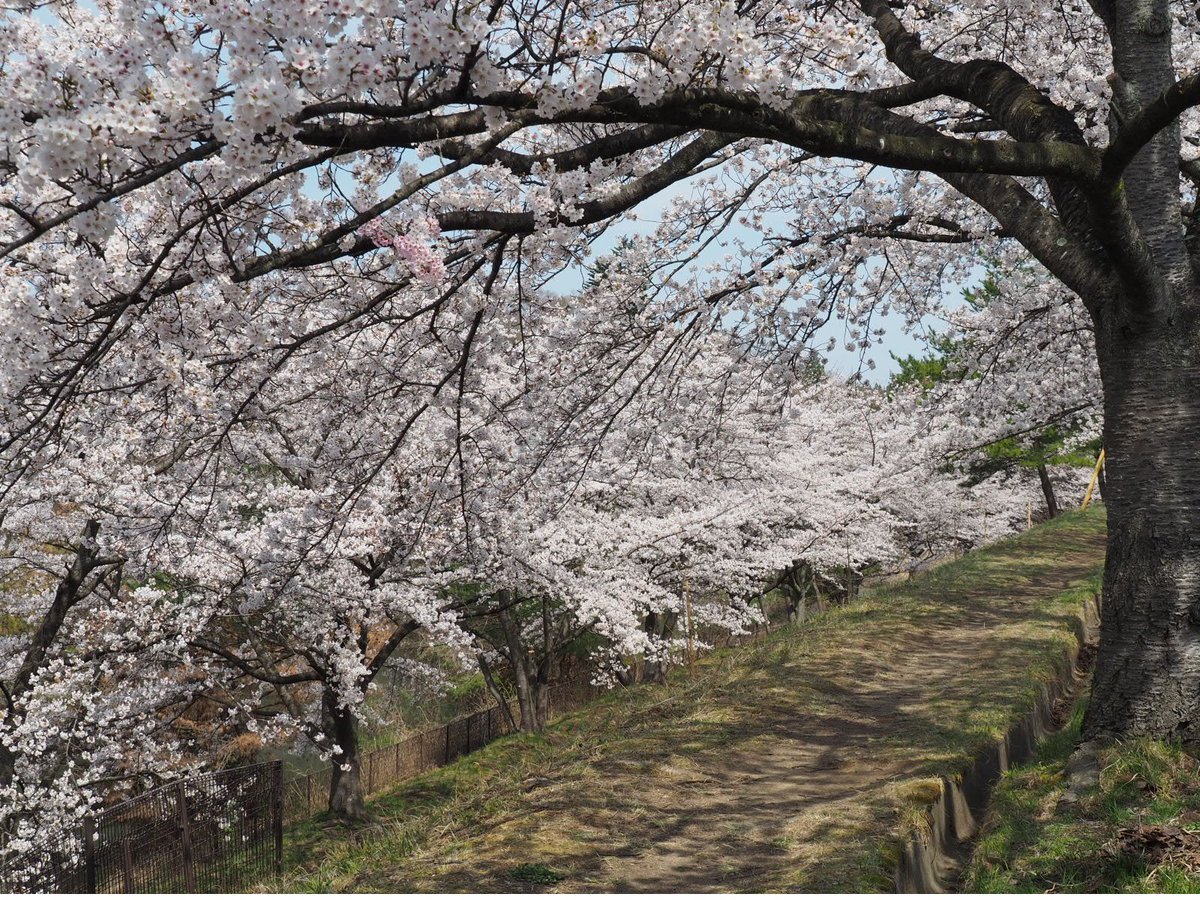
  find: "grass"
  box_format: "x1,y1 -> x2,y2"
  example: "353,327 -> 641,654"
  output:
965,692 -> 1200,893
267,508 -> 1107,893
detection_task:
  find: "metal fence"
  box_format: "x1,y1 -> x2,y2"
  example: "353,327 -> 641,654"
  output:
284,680 -> 604,823
0,618 -> 785,891
0,762 -> 282,894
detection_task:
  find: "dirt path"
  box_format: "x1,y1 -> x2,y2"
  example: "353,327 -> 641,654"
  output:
282,512 -> 1107,893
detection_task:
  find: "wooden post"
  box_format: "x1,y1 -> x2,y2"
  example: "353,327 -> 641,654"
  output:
443,720 -> 451,764
1082,448 -> 1106,510
82,815 -> 97,893
176,782 -> 196,892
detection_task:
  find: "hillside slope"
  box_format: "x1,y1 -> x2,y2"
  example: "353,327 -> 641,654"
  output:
275,509 -> 1107,893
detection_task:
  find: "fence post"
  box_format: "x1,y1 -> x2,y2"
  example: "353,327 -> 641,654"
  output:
120,839 -> 134,893
82,815 -> 97,893
176,782 -> 196,892
443,721 -> 451,764
272,761 -> 284,878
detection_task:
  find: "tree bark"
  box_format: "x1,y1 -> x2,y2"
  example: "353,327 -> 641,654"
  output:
497,605 -> 547,732
510,667 -> 548,732
324,695 -> 367,820
477,653 -> 518,732
1084,352 -> 1200,740
640,610 -> 677,684
1078,0 -> 1200,742
0,521 -> 110,788
783,564 -> 809,624
1037,463 -> 1060,519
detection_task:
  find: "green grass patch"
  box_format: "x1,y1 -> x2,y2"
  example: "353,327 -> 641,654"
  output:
966,692 -> 1200,893
267,508 -> 1107,893
509,863 -> 568,885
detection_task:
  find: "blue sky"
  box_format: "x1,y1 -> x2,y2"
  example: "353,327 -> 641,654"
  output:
541,168 -> 961,385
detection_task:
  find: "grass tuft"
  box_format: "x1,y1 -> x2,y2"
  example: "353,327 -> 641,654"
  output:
509,863 -> 568,885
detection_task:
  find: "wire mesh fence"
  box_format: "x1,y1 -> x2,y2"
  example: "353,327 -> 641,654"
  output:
0,617 -> 788,890
284,680 -> 607,823
0,761 -> 282,894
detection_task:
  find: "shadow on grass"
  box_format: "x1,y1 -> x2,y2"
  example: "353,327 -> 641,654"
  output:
966,694 -> 1200,893
274,508 -> 1109,894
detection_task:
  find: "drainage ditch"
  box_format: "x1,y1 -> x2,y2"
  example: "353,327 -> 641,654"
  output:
893,594 -> 1100,893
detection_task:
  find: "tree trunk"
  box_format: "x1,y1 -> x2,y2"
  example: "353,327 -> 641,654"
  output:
534,677 -> 549,730
510,665 -> 547,732
324,695 -> 367,820
640,610 -> 676,684
1,521 -> 106,788
496,605 -> 548,732
1037,463 -> 1059,519
1084,354 -> 1200,740
844,569 -> 863,604
477,653 -> 518,732
1078,0 -> 1200,742
784,564 -> 808,624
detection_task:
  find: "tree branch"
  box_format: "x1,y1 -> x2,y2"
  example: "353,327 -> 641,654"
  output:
1104,70 -> 1200,182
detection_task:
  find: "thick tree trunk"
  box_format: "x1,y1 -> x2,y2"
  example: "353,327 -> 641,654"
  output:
640,657 -> 668,685
1037,463 -> 1059,519
324,696 -> 367,819
1084,355 -> 1200,740
1078,0 -> 1200,742
510,666 -> 547,731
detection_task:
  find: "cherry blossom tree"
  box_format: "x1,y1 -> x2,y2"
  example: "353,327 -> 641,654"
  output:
2,0 -> 1195,744
0,511 -> 209,856
891,256 -> 1103,518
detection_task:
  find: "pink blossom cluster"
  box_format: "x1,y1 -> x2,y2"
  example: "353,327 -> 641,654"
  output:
356,217 -> 446,285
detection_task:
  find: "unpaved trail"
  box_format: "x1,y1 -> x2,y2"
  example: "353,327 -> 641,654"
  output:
282,512 -> 1107,893
575,518 -> 1102,891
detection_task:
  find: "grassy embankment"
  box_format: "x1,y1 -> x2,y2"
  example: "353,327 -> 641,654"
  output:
966,694 -> 1200,892
270,508 -> 1106,893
